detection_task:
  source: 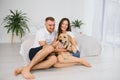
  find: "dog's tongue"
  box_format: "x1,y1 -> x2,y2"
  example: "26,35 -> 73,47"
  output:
60,43 -> 64,48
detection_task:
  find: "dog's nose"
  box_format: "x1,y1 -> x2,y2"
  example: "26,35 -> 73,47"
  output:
59,39 -> 62,42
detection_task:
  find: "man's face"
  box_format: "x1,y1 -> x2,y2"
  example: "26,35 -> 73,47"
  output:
45,20 -> 55,33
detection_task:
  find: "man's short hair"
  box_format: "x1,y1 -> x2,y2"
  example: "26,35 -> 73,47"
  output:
45,17 -> 55,22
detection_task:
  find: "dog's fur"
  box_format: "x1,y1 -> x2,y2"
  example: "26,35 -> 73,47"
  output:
55,33 -> 77,59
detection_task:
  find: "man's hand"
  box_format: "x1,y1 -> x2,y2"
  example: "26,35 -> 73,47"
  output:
54,48 -> 67,53
39,41 -> 46,46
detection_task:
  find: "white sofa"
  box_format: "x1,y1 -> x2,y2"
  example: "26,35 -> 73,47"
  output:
20,32 -> 102,65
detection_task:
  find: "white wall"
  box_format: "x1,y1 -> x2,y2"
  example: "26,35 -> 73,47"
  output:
0,0 -> 95,43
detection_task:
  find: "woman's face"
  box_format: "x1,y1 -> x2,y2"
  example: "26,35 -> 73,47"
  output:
61,20 -> 68,32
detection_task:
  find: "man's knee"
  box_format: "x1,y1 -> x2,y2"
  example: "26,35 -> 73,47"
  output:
43,45 -> 55,52
36,45 -> 55,58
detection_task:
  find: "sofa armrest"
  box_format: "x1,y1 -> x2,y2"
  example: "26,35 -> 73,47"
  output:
74,34 -> 102,57
20,33 -> 35,65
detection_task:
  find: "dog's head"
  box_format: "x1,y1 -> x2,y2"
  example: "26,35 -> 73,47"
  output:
57,33 -> 71,46
56,33 -> 77,52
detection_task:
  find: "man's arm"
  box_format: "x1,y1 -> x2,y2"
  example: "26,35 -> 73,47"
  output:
54,48 -> 67,53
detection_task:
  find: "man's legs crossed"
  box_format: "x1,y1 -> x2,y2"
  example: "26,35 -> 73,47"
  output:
32,54 -> 57,69
21,45 -> 55,79
14,54 -> 57,75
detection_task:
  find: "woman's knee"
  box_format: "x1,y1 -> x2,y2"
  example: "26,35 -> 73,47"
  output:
53,63 -> 61,68
48,55 -> 57,63
58,55 -> 64,63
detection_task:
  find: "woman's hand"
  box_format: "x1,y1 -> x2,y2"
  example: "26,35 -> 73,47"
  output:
66,47 -> 72,51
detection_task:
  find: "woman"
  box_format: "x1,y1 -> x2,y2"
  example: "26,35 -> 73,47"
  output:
53,18 -> 91,68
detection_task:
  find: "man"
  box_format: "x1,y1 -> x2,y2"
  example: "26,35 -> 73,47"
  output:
14,17 -> 57,79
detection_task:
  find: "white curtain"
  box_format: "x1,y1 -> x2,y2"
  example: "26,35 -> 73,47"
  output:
103,0 -> 120,47
92,0 -> 120,47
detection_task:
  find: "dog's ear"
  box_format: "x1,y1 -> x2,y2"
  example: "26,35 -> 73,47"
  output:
56,35 -> 60,41
68,35 -> 77,47
67,34 -> 72,42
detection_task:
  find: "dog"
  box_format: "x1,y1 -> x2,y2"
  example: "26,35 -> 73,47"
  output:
54,33 -> 77,59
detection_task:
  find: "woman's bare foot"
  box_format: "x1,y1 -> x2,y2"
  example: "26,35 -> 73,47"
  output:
14,66 -> 25,76
79,58 -> 91,67
21,67 -> 35,79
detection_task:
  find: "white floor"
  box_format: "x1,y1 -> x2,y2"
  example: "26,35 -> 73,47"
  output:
0,43 -> 120,80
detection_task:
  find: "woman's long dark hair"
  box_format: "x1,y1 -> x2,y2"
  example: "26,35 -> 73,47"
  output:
57,18 -> 71,36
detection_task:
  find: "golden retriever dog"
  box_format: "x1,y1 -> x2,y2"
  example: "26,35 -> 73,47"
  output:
55,33 -> 77,59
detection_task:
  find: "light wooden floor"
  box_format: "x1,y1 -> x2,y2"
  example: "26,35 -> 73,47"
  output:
0,43 -> 120,80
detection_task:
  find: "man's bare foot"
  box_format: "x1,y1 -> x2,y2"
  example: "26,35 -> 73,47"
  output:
21,67 -> 35,79
79,58 -> 91,67
14,66 -> 25,76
